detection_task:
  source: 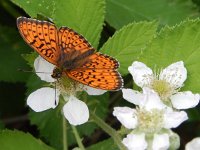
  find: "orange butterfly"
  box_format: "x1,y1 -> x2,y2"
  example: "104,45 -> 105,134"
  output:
17,17 -> 123,90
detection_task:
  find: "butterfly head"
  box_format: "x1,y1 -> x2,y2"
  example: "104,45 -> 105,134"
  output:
51,67 -> 62,79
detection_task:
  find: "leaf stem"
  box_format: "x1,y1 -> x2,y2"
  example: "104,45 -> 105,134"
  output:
62,116 -> 68,150
90,112 -> 126,150
71,125 -> 86,150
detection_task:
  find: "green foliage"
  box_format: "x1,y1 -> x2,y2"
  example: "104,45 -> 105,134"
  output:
0,26 -> 31,82
29,93 -> 109,150
140,19 -> 200,93
3,0 -> 200,149
0,121 -> 5,130
11,0 -> 105,48
106,0 -> 199,29
100,21 -> 158,75
87,138 -> 118,150
0,130 -> 54,150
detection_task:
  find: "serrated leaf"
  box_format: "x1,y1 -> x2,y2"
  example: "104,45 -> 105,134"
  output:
0,130 -> 54,150
87,138 -> 118,150
29,93 -> 109,150
11,0 -> 54,18
100,22 -> 158,75
140,19 -> 200,93
22,52 -> 38,68
0,26 -> 31,82
12,0 -> 105,48
53,0 -> 105,48
106,0 -> 199,29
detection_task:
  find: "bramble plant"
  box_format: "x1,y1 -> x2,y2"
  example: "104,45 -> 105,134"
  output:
1,0 -> 200,150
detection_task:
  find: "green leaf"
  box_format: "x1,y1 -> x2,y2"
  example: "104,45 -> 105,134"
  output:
54,0 -> 105,48
0,120 -> 5,130
140,19 -> 200,93
0,130 -> 54,150
12,0 -> 105,48
87,138 -> 118,150
0,26 -> 31,82
29,93 -> 109,150
100,21 -> 158,75
11,0 -> 54,18
106,0 -> 199,29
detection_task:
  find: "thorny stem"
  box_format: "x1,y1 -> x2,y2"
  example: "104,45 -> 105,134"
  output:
71,125 -> 86,150
90,112 -> 126,150
62,115 -> 68,150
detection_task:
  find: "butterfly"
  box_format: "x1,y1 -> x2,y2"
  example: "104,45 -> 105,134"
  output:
17,17 -> 123,90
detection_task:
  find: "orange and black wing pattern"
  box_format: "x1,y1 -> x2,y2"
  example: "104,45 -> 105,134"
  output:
17,17 -> 60,65
66,53 -> 123,90
58,27 -> 95,63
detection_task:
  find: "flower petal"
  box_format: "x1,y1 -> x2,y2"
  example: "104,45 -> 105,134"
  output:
83,85 -> 107,95
170,91 -> 200,109
63,96 -> 89,125
141,87 -> 166,110
27,87 -> 60,112
122,88 -> 143,105
159,61 -> 187,88
113,107 -> 138,129
128,61 -> 153,88
186,137 -> 200,150
164,109 -> 188,128
122,133 -> 147,150
34,56 -> 55,82
152,134 -> 169,150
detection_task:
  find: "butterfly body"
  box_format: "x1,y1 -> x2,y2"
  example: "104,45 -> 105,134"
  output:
17,17 -> 123,90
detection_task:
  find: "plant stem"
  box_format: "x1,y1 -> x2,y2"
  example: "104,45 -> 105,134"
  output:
71,125 -> 86,150
90,112 -> 126,150
62,116 -> 68,150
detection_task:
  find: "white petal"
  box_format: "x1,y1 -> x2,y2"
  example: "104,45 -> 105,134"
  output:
170,91 -> 200,109
122,133 -> 147,150
159,61 -> 187,88
113,107 -> 138,129
164,109 -> 188,128
186,137 -> 200,150
128,61 -> 153,88
63,96 -> 89,126
141,87 -> 166,110
83,85 -> 107,95
152,134 -> 169,150
27,87 -> 60,112
34,56 -> 55,82
122,88 -> 143,105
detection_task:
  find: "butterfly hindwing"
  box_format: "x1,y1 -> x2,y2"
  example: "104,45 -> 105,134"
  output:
17,17 -> 123,90
66,53 -> 123,90
17,17 -> 60,65
81,52 -> 119,69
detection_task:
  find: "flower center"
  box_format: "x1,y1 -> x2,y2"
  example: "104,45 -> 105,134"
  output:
137,108 -> 164,133
150,79 -> 174,101
57,76 -> 80,97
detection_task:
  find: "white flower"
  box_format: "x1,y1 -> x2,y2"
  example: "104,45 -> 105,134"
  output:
122,133 -> 147,150
27,56 -> 106,125
128,61 -> 200,109
122,133 -> 170,150
113,107 -> 137,129
152,134 -> 169,150
114,88 -> 188,130
186,137 -> 200,150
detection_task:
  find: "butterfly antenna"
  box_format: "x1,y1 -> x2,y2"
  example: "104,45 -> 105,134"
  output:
18,68 -> 51,74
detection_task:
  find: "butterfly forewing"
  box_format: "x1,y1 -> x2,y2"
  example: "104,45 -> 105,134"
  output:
17,17 -> 123,90
58,27 -> 95,65
17,17 -> 60,65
